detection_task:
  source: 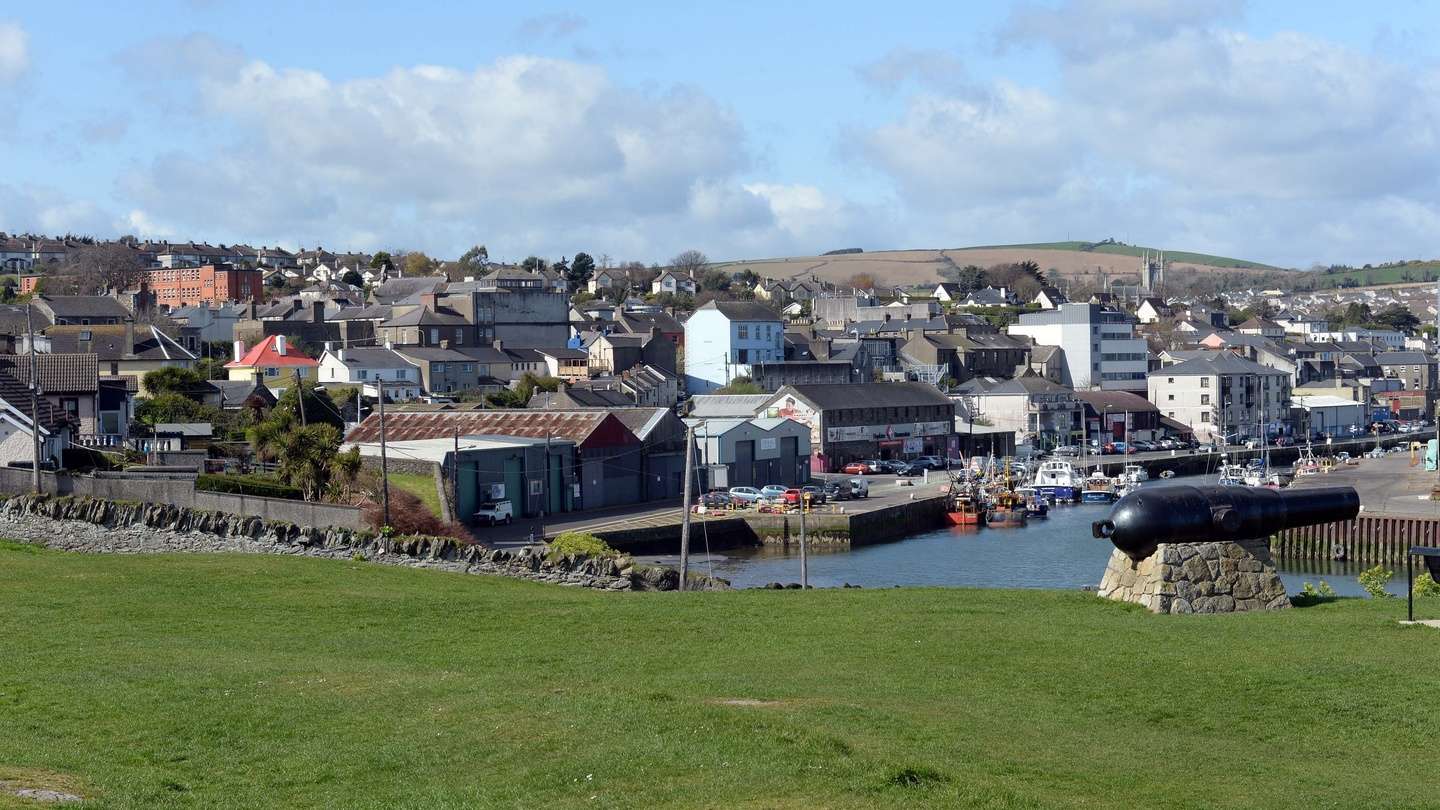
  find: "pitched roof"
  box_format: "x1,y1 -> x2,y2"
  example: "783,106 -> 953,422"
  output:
0,373 -> 68,432
696,300 -> 782,322
36,295 -> 131,320
772,381 -> 954,411
1153,353 -> 1287,377
392,347 -> 479,363
344,410 -> 636,447
225,335 -> 318,368
1377,351 -> 1429,364
981,376 -> 1074,396
0,353 -> 99,393
1072,389 -> 1160,414
324,348 -> 420,370
380,306 -> 469,327
46,325 -> 197,361
688,393 -> 773,418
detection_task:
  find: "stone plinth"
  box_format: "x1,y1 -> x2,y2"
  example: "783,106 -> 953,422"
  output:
1097,538 -> 1291,614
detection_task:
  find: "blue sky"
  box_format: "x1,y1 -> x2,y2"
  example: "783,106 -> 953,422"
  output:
2,1 -> 1439,267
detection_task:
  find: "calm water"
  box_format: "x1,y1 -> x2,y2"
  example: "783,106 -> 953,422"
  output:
650,475 -> 1404,596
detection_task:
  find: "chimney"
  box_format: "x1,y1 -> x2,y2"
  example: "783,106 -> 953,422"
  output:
338,348 -> 347,362
420,292 -> 438,310
276,334 -> 287,356
493,340 -> 504,352
440,339 -> 450,349
233,340 -> 245,362
323,341 -> 334,353
312,301 -> 325,323
124,319 -> 135,355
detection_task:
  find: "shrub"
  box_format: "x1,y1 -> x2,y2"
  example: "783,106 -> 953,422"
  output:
362,487 -> 467,541
1359,565 -> 1396,599
1294,580 -> 1338,607
196,473 -> 302,500
1414,572 -> 1440,599
546,531 -> 617,561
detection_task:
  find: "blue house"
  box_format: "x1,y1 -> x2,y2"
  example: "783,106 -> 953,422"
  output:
682,300 -> 784,393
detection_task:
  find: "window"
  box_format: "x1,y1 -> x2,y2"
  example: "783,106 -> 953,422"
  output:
265,367 -> 278,377
1200,394 -> 1210,405
1167,394 -> 1174,401
462,364 -> 473,372
1200,377 -> 1210,388
359,370 -> 368,380
430,328 -> 440,343
738,325 -> 749,339
1201,412 -> 1210,423
60,397 -> 78,417
79,330 -> 91,341
434,363 -> 446,372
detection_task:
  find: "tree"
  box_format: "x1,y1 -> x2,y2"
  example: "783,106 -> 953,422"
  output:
341,269 -> 365,288
485,372 -> 560,408
567,252 -> 596,293
0,278 -> 15,303
142,366 -> 208,397
369,251 -> 394,272
457,245 -> 489,270
1372,304 -> 1421,333
402,252 -> 436,276
670,250 -> 709,278
715,376 -> 764,395
844,272 -> 877,291
521,256 -> 550,273
737,268 -> 761,290
698,268 -> 731,292
61,243 -> 145,294
136,392 -> 218,426
247,381 -> 351,501
195,357 -> 228,380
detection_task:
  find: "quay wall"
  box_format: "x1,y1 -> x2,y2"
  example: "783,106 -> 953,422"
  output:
1080,431 -> 1433,480
1272,512 -> 1440,568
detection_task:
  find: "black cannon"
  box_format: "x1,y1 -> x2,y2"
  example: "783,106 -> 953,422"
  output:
1092,485 -> 1360,562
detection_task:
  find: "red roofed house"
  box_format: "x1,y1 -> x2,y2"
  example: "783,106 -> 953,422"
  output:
224,335 -> 319,384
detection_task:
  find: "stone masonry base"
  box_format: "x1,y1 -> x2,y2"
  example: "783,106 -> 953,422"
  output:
1097,538 -> 1291,614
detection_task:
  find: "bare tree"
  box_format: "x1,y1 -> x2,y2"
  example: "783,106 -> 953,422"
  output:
58,243 -> 146,294
670,249 -> 709,277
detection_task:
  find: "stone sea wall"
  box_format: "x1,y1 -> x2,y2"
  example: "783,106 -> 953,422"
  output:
0,494 -> 711,592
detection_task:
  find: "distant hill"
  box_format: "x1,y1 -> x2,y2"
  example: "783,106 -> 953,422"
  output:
711,241 -> 1293,292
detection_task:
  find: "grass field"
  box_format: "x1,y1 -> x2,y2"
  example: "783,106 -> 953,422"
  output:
1303,261 -> 1440,290
2,543 -> 1439,808
384,471 -> 442,517
956,240 -> 1282,270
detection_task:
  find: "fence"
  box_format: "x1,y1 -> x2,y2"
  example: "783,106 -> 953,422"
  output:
1272,513 -> 1440,567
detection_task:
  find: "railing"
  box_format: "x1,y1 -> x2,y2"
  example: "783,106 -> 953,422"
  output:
74,433 -> 125,449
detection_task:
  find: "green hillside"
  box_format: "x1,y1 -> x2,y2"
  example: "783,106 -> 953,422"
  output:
1302,260 -> 1440,290
958,240 -> 1286,271
2,542 -> 1439,808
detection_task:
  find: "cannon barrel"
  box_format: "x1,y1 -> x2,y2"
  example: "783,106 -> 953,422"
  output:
1091,485 -> 1359,561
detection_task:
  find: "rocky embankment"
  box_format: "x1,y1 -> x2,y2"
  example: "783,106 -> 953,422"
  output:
0,494 -> 728,591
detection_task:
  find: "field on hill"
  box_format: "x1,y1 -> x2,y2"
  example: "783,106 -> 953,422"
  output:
713,243 -> 1292,291
1303,261 -> 1440,290
3,542 -> 1440,808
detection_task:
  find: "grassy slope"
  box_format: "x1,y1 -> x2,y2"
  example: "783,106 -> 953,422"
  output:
385,471 -> 443,518
1304,261 -> 1440,290
956,241 -> 1283,271
2,544 -> 1438,809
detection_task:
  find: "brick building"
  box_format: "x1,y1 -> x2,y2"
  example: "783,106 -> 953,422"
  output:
143,263 -> 263,307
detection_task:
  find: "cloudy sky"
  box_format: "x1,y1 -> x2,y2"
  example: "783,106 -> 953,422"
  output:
1,1 -> 1437,267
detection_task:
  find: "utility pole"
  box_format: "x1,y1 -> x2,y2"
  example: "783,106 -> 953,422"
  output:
25,303 -> 41,493
294,369 -> 307,427
377,381 -> 390,528
679,422 -> 695,591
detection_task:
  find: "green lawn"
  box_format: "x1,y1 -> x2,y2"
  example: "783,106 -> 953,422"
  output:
2,543 -> 1439,808
385,471 -> 443,517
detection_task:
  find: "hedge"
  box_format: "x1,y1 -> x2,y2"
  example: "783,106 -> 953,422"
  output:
195,473 -> 303,501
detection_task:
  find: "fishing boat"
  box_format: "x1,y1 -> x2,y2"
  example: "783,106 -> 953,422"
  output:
1016,485 -> 1049,518
944,480 -> 987,526
1217,462 -> 1247,487
986,488 -> 1028,527
1080,470 -> 1117,503
1121,464 -> 1149,484
1032,459 -> 1081,503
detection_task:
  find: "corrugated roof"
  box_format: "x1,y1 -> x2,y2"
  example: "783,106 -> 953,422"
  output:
343,409 -> 634,446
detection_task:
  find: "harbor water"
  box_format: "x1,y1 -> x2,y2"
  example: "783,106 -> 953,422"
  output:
652,475 -> 1406,597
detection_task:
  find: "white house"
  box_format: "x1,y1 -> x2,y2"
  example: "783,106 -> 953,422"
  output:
1292,394 -> 1367,439
651,270 -> 697,296
682,300 -> 784,393
0,377 -> 70,469
317,346 -> 424,400
1135,297 -> 1170,324
1008,303 -> 1149,392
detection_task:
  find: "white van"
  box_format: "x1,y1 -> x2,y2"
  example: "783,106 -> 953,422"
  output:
849,478 -> 870,499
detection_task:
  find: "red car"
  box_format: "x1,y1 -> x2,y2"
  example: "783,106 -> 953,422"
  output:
841,462 -> 871,475
781,488 -> 804,505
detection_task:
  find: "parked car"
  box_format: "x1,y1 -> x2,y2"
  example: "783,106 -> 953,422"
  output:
894,462 -> 923,477
699,490 -> 734,509
781,488 -> 805,505
473,500 -> 513,526
1053,445 -> 1081,457
822,481 -> 851,501
841,461 -> 873,475
800,485 -> 828,504
879,459 -> 911,473
912,455 -> 948,470
728,486 -> 763,504
849,478 -> 870,498
760,484 -> 789,500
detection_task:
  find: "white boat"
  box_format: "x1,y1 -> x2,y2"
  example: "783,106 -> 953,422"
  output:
1032,459 -> 1081,502
1217,463 -> 1247,487
1121,464 -> 1149,485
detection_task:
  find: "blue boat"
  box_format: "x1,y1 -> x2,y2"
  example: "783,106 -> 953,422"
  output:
1080,471 -> 1117,504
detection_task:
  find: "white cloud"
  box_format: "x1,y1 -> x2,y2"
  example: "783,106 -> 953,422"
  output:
120,49 -> 866,260
855,48 -> 969,94
851,0 -> 1440,266
0,183 -> 111,235
0,21 -> 28,83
